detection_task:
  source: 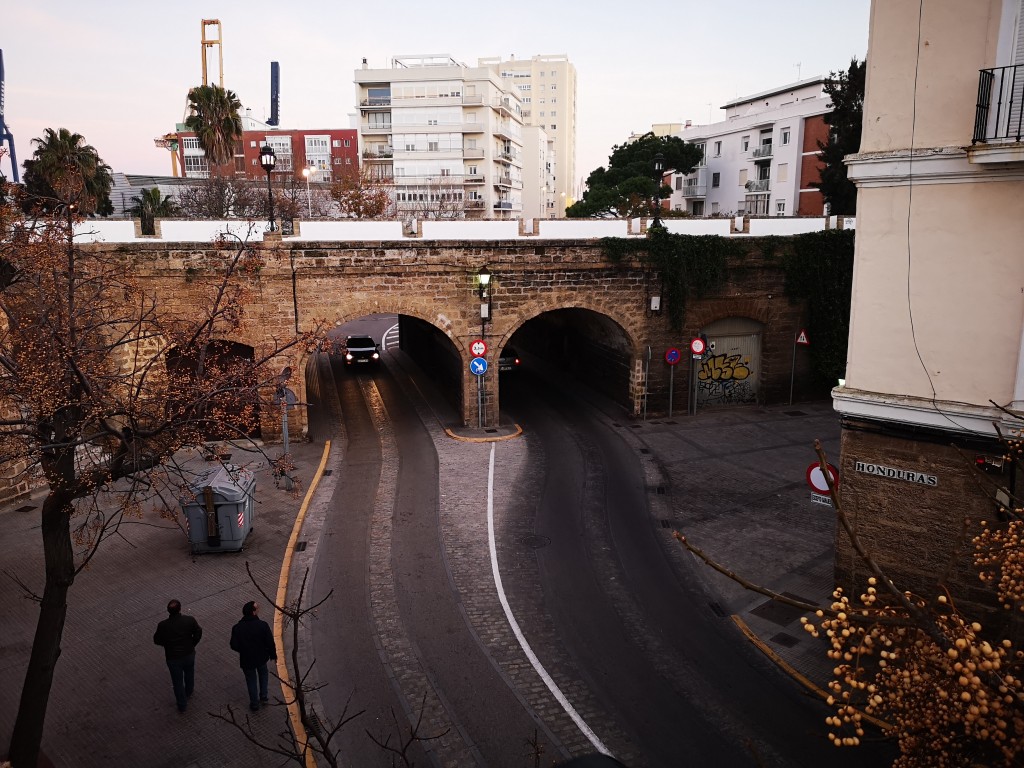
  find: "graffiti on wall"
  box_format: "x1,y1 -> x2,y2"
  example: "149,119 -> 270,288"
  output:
697,352 -> 756,405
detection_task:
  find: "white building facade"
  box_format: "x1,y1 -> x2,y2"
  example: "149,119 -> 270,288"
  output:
354,55 -> 527,220
479,55 -> 577,216
670,78 -> 831,218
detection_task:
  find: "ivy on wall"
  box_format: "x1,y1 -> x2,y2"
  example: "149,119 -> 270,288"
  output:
600,228 -> 733,330
601,227 -> 855,386
779,229 -> 855,385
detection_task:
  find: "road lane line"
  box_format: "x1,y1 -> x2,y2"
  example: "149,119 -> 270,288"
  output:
485,442 -> 613,757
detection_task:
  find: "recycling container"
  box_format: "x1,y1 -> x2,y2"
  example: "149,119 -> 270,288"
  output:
181,465 -> 255,554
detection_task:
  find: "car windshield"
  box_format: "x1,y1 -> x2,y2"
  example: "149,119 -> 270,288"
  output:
347,336 -> 375,347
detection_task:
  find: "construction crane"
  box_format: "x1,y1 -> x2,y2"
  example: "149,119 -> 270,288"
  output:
0,49 -> 19,182
153,20 -> 225,177
201,19 -> 224,87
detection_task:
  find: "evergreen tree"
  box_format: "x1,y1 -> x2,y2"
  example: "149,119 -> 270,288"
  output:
814,58 -> 866,215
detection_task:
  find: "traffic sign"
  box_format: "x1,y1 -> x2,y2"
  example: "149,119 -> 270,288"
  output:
470,339 -> 488,357
796,329 -> 810,346
470,357 -> 488,376
690,337 -> 706,355
806,462 -> 839,495
665,347 -> 682,366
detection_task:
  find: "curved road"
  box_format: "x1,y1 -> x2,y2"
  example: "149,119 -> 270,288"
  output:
309,350 -> 883,767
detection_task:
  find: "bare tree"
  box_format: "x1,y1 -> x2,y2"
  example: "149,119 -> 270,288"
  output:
175,176 -> 264,219
0,177 -> 324,767
329,165 -> 395,219
397,177 -> 466,220
676,439 -> 1024,767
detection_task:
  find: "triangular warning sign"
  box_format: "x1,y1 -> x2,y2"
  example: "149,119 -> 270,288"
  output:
796,329 -> 810,346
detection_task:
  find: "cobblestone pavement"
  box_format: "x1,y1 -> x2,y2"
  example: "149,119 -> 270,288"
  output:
1,349 -> 843,767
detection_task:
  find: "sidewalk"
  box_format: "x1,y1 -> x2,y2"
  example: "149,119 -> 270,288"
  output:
0,440 -> 327,768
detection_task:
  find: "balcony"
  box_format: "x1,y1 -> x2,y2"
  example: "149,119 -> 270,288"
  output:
465,199 -> 486,209
463,95 -> 485,105
464,175 -> 484,184
680,184 -> 707,197
745,179 -> 771,193
463,147 -> 485,159
362,124 -> 392,134
970,65 -> 1024,164
362,147 -> 393,159
495,175 -> 512,187
494,201 -> 513,210
360,98 -> 391,109
752,144 -> 773,160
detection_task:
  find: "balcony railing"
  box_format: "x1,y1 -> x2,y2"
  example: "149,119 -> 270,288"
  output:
752,144 -> 773,159
494,201 -> 513,210
360,98 -> 391,108
745,179 -> 771,193
681,184 -> 707,197
465,199 -> 486,209
973,65 -> 1023,143
362,124 -> 392,134
463,148 -> 485,159
463,95 -> 485,105
496,175 -> 512,186
362,148 -> 394,159
464,176 -> 484,184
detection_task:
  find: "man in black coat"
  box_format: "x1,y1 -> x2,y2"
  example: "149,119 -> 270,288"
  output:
153,599 -> 203,713
229,600 -> 277,712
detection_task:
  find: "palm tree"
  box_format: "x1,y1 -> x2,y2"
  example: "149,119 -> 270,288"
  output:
22,128 -> 113,215
128,187 -> 179,235
184,85 -> 243,173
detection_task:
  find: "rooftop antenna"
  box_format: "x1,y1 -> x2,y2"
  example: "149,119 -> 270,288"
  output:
201,19 -> 224,87
0,49 -> 19,182
795,62 -> 802,80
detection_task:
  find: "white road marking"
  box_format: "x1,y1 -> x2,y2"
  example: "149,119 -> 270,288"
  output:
485,442 -> 613,757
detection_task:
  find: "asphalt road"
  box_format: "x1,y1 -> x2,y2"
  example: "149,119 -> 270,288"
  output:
307,336 -> 887,768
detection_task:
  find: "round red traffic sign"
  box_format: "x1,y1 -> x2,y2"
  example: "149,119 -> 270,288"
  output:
470,339 -> 487,357
806,462 -> 839,495
665,347 -> 682,365
690,337 -> 706,355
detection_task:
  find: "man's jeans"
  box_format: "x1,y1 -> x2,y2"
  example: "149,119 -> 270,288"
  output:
165,652 -> 195,712
243,663 -> 269,709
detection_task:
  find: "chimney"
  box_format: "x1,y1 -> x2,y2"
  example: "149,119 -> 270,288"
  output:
685,120 -> 692,128
362,57 -> 368,69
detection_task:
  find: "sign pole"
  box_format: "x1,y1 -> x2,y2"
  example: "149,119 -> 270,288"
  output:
668,365 -> 675,418
477,374 -> 483,429
789,332 -> 797,406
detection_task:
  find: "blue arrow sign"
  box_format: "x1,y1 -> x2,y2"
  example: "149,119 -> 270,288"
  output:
470,357 -> 488,376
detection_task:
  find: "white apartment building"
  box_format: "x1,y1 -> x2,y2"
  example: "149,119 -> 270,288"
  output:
520,125 -> 555,220
354,55 -> 527,220
479,55 -> 577,216
670,78 -> 832,217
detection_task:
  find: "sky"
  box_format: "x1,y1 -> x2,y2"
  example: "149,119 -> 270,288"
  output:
1,1 -> 870,191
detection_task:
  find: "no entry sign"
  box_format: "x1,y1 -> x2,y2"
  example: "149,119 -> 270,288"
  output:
806,462 -> 839,495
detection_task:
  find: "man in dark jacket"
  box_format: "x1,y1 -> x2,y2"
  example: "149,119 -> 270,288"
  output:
229,601 -> 277,712
153,599 -> 203,713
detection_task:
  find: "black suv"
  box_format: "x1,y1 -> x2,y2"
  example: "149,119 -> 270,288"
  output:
344,335 -> 381,367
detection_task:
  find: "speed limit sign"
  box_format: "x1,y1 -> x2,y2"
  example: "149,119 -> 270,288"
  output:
690,337 -> 706,355
470,339 -> 487,357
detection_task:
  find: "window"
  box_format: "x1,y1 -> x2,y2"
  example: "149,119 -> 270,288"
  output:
249,140 -> 257,148
333,140 -> 341,147
737,200 -> 746,214
551,111 -> 556,116
550,84 -> 557,90
551,97 -> 557,103
675,177 -> 682,190
344,139 -> 351,147
781,128 -> 791,145
550,124 -> 556,130
183,137 -> 201,151
540,111 -> 545,117
692,201 -> 705,216
712,172 -> 720,188
741,135 -> 750,152
777,163 -> 789,183
739,168 -> 748,185
775,199 -> 786,215
468,165 -> 478,175
693,142 -> 706,166
711,202 -> 719,214
550,70 -> 556,76
345,157 -> 352,164
713,141 -> 721,157
539,85 -> 546,91
428,141 -> 438,151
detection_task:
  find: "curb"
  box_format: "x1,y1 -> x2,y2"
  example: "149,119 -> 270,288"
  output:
274,440 -> 332,767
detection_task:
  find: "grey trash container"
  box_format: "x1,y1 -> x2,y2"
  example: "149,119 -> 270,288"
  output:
181,465 -> 255,554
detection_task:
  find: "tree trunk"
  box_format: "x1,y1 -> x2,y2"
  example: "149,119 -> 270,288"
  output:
8,489 -> 75,768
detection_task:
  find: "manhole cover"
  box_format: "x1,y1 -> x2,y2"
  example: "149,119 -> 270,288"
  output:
519,534 -> 551,549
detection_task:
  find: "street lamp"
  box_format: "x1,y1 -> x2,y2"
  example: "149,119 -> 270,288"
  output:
259,144 -> 277,232
651,152 -> 665,230
301,165 -> 315,218
478,265 -> 492,335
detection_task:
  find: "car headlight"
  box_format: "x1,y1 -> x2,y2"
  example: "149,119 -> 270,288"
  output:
372,352 -> 380,360
345,352 -> 354,360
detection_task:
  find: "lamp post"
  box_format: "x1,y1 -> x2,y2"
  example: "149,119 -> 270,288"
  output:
301,165 -> 315,218
259,144 -> 276,232
651,152 -> 665,230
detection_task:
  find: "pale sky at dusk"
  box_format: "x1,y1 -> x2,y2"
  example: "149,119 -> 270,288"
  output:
2,1 -> 870,190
